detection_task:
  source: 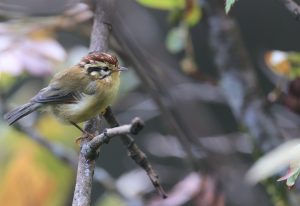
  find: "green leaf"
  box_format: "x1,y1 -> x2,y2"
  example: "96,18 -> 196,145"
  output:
136,0 -> 185,10
96,193 -> 126,206
225,0 -> 237,14
184,5 -> 202,26
166,25 -> 187,53
286,169 -> 300,187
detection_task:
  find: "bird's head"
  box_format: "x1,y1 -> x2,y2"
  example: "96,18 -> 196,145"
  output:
78,52 -> 126,80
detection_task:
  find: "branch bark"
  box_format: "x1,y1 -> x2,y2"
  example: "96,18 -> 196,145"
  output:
72,0 -> 113,205
104,107 -> 167,198
73,0 -> 166,204
72,117 -> 100,206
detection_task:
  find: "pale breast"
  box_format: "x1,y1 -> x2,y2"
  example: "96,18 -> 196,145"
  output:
51,86 -> 119,123
50,72 -> 120,123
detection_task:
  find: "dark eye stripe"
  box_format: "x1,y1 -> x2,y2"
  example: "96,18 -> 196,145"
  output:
87,66 -> 109,74
87,67 -> 100,74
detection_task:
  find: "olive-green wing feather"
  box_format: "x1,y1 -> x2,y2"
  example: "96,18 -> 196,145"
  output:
32,85 -> 81,104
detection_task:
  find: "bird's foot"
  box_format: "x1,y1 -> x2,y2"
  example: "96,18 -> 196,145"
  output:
75,132 -> 95,144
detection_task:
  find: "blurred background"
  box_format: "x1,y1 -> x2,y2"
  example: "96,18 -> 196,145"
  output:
2,0 -> 300,205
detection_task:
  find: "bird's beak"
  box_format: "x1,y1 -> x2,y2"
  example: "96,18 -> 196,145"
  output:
118,66 -> 128,72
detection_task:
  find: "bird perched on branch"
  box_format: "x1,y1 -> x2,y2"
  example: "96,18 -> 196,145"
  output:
4,52 -> 126,133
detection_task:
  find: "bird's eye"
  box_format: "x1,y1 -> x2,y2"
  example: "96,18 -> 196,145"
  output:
102,67 -> 109,72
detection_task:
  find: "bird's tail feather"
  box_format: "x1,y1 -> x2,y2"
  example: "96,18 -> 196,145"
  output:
4,102 -> 41,125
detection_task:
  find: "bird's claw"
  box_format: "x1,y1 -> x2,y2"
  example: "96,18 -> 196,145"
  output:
75,132 -> 95,144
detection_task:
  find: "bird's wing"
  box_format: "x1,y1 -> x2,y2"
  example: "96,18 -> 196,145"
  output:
32,83 -> 82,104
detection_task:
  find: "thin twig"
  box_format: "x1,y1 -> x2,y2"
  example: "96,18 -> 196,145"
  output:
104,107 -> 168,199
278,0 -> 300,20
81,117 -> 144,158
72,117 -> 144,205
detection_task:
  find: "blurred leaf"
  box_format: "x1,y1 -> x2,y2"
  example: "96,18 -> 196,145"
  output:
136,0 -> 184,10
119,69 -> 140,96
96,193 -> 126,206
0,136 -> 74,206
0,72 -> 17,90
168,9 -> 184,25
287,52 -> 300,64
265,51 -> 291,78
184,4 -> 202,26
246,139 -> 300,184
225,0 -> 237,14
286,170 -> 300,188
36,114 -> 79,145
265,51 -> 300,79
166,25 -> 187,53
278,160 -> 300,188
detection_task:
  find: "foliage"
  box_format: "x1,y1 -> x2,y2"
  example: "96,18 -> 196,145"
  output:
225,0 -> 237,14
0,129 -> 74,206
265,50 -> 300,79
136,0 -> 185,10
166,24 -> 187,53
247,140 -> 300,188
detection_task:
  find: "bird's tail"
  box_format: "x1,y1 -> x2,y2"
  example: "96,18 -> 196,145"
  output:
4,102 -> 41,125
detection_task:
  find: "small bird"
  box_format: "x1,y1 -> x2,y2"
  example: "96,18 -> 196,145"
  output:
4,52 -> 126,133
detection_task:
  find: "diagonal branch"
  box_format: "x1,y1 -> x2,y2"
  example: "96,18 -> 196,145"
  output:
202,0 -> 283,151
81,117 -> 144,158
104,107 -> 168,198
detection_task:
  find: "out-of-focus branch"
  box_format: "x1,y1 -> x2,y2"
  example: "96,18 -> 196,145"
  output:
202,0 -> 283,152
93,167 -> 127,200
104,107 -> 168,198
278,0 -> 300,20
201,1 -> 288,205
17,124 -> 78,168
112,10 -> 204,171
0,95 -> 78,168
89,0 -> 114,52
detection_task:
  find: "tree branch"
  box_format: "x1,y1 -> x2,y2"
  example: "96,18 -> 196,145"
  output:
202,0 -> 283,151
73,0 -> 167,204
104,107 -> 168,199
112,12 -> 203,171
89,0 -> 115,52
72,0 -> 113,205
72,117 -> 100,206
81,117 -> 144,158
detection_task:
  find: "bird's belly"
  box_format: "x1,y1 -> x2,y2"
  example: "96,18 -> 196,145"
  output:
51,93 -> 115,123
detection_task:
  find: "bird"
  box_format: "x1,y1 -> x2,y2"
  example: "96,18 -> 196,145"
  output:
4,52 -> 126,134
